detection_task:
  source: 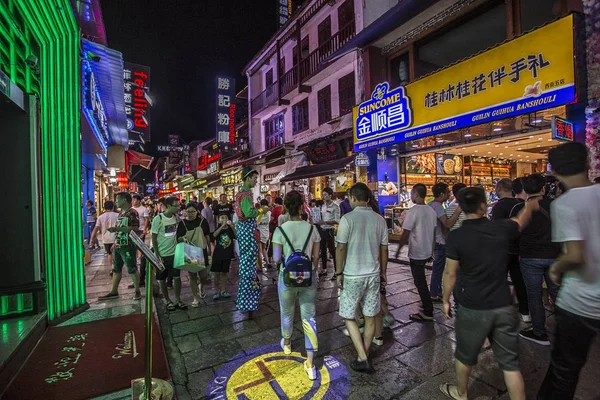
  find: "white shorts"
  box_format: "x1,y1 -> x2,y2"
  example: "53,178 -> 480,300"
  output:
339,275 -> 381,319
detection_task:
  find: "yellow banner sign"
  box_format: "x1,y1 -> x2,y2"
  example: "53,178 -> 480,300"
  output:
353,15 -> 575,151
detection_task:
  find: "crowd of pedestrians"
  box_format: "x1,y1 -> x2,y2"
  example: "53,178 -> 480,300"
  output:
85,142 -> 598,397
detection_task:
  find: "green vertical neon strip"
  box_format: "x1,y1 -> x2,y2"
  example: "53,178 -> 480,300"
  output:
1,297 -> 8,315
15,0 -> 85,320
16,294 -> 24,312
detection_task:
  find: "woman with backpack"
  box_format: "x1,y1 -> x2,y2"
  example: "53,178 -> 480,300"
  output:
272,191 -> 322,380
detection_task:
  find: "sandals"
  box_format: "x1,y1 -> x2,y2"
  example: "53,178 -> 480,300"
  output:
175,301 -> 188,310
409,312 -> 433,322
221,291 -> 231,298
199,285 -> 206,299
166,302 -> 176,311
439,383 -> 463,399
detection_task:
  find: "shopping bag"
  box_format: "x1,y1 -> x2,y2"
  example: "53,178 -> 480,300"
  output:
174,242 -> 206,272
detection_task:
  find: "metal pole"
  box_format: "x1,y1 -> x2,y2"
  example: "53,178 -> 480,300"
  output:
144,259 -> 153,399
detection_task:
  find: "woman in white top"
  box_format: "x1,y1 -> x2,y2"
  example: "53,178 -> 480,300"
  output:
272,191 -> 321,380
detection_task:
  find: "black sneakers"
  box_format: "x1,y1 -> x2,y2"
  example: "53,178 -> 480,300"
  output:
519,329 -> 550,346
350,359 -> 373,373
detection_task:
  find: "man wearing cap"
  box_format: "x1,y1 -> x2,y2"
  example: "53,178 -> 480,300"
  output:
234,166 -> 261,317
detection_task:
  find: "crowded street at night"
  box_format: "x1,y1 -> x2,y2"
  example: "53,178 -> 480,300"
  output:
1,1 -> 599,400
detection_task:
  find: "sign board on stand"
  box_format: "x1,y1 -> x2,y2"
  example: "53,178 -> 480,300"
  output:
129,232 -> 164,272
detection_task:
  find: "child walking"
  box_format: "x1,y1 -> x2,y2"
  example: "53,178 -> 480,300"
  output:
211,214 -> 236,300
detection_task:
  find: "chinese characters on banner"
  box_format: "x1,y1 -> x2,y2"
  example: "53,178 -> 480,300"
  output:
424,54 -> 550,108
45,333 -> 88,384
124,62 -> 151,142
168,135 -> 181,165
352,16 -> 576,152
216,76 -> 236,145
183,144 -> 192,173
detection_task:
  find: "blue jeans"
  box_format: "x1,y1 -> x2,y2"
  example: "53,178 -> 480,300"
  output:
520,258 -> 559,336
430,243 -> 446,298
278,273 -> 318,352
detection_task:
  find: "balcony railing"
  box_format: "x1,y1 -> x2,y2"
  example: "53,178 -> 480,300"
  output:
280,20 -> 356,98
251,80 -> 280,115
299,0 -> 331,26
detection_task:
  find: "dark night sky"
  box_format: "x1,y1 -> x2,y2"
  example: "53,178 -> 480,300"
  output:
102,0 -> 278,153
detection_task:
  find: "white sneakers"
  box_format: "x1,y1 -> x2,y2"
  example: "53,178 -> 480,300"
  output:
372,337 -> 384,346
521,313 -> 532,323
304,361 -> 317,380
280,338 -> 292,355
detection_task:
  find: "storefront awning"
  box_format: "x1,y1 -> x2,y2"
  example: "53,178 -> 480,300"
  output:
281,156 -> 354,182
243,145 -> 287,166
126,149 -> 153,169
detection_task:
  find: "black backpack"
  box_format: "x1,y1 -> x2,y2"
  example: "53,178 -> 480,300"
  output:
278,225 -> 314,287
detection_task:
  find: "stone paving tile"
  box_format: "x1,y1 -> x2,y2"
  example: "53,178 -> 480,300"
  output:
396,336 -> 457,377
186,301 -> 237,320
392,321 -> 452,348
187,368 -> 216,400
369,336 -> 411,364
345,357 -> 423,400
199,319 -> 261,345
235,326 -> 283,352
172,315 -> 222,337
396,368 -> 499,400
254,309 -> 288,330
386,291 -> 422,308
174,334 -> 202,354
385,279 -> 418,295
183,341 -> 245,373
218,302 -> 276,324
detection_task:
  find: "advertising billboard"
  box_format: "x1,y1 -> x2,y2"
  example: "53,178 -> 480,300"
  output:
353,16 -> 575,152
216,76 -> 236,145
124,62 -> 151,142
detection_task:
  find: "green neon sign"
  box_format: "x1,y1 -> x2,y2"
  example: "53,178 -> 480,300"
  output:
0,1 -> 86,320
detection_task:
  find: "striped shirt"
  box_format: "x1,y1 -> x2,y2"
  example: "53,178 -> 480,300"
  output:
445,202 -> 467,231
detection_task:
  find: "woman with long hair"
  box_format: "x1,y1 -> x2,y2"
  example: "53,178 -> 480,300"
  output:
272,191 -> 321,380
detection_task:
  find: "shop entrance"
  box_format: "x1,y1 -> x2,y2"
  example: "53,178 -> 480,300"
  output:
400,106 -> 568,196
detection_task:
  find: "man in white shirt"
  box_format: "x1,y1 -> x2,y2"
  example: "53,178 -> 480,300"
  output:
336,183 -> 388,373
318,187 -> 340,279
90,201 -> 119,265
538,142 -> 600,400
397,183 -> 438,321
132,194 -> 150,234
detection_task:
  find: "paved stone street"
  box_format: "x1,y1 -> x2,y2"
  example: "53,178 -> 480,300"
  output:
81,247 -> 599,400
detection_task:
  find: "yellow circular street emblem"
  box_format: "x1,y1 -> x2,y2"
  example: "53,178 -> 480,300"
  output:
206,344 -> 350,399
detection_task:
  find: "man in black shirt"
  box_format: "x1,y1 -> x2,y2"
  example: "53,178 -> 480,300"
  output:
509,174 -> 560,346
213,194 -> 234,220
440,187 -> 538,400
492,178 -> 529,322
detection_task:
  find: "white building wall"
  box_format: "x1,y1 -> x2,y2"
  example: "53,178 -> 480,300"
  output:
247,0 -> 364,155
